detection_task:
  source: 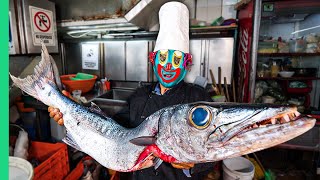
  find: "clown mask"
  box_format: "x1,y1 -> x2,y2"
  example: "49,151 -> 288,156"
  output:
150,49 -> 192,88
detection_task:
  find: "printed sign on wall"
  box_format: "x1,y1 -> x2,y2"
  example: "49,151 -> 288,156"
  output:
82,44 -> 99,70
29,6 -> 55,46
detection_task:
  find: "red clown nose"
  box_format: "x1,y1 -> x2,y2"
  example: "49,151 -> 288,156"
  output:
166,63 -> 172,70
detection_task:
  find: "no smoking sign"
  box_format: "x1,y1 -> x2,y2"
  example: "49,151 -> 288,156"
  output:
29,6 -> 55,46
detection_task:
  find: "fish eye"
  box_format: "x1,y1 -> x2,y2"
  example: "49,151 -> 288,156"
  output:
188,105 -> 212,129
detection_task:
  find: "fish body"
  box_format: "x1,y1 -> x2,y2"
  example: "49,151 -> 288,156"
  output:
10,44 -> 316,172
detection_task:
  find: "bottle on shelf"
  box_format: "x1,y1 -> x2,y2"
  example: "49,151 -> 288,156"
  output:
271,61 -> 280,77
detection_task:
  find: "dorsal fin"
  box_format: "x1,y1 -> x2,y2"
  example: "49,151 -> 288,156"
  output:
88,102 -> 109,118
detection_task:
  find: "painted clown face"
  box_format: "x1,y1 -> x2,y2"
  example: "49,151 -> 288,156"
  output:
152,49 -> 191,88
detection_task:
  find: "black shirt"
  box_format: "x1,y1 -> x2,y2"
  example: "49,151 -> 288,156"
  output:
114,81 -> 214,180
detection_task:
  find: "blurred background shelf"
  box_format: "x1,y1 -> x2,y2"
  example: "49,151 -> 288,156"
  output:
258,53 -> 320,57
256,77 -> 320,81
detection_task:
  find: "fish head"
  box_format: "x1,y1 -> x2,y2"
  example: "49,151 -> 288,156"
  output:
156,102 -> 316,162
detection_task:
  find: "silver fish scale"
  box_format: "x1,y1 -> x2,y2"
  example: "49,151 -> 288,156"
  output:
61,99 -> 166,171
64,107 -> 144,170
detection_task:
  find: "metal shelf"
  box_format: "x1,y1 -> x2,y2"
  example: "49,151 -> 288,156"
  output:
190,25 -> 237,33
258,53 -> 320,57
256,77 -> 320,81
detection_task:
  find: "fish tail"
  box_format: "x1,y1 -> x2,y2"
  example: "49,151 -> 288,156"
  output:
10,43 -> 55,100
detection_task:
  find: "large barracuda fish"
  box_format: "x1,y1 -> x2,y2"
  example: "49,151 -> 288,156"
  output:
10,44 -> 316,172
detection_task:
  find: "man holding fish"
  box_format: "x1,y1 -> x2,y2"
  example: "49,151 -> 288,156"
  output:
49,2 -> 216,179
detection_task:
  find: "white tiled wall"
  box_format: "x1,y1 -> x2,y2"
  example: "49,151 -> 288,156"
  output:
182,0 -> 239,24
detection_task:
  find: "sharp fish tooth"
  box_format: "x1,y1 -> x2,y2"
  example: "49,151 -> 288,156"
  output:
271,118 -> 276,124
253,123 -> 258,128
283,114 -> 290,122
294,111 -> 301,117
288,113 -> 293,120
259,124 -> 266,128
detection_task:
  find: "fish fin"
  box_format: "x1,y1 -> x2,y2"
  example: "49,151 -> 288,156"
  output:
62,131 -> 82,151
88,102 -> 109,118
129,136 -> 156,146
153,158 -> 163,170
182,169 -> 192,177
9,43 -> 55,100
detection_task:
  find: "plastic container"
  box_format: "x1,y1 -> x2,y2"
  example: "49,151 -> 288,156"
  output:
289,38 -> 306,52
222,157 -> 255,180
258,41 -> 278,53
60,74 -> 97,93
9,156 -> 34,180
28,141 -> 70,180
212,95 -> 226,102
287,81 -> 312,94
72,90 -> 82,103
70,73 -> 95,80
64,158 -> 85,180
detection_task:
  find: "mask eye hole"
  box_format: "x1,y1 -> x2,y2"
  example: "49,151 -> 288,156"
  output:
188,106 -> 212,129
172,51 -> 182,68
158,49 -> 168,65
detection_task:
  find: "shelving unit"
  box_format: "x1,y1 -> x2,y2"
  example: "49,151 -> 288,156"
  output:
236,1 -> 320,176
256,77 -> 320,81
258,53 -> 320,57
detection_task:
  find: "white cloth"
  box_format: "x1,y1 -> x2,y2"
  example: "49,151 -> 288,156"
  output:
154,2 -> 189,53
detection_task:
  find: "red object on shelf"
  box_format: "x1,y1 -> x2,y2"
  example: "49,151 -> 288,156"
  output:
28,141 -> 69,180
287,87 -> 312,93
286,80 -> 312,94
60,74 -> 97,93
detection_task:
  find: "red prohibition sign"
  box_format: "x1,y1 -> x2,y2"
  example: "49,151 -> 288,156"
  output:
34,11 -> 51,32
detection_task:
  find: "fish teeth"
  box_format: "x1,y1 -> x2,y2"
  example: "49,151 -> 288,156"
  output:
253,123 -> 258,128
288,113 -> 294,120
259,124 -> 266,128
271,118 -> 276,124
294,111 -> 301,117
283,114 -> 290,122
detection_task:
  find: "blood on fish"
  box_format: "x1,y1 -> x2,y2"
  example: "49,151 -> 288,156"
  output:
131,144 -> 177,171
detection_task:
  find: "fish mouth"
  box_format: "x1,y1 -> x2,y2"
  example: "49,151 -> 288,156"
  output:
238,110 -> 302,135
215,103 -> 315,143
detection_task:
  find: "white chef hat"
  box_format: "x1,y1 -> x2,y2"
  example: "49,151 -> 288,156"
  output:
153,2 -> 189,53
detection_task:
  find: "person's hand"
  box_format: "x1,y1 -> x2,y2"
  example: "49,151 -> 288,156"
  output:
48,106 -> 64,125
171,162 -> 194,169
48,90 -> 73,126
